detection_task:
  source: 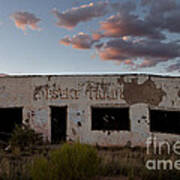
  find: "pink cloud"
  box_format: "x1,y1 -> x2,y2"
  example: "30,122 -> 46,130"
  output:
92,0 -> 180,41
92,32 -> 104,41
52,2 -> 108,29
57,0 -> 180,72
124,59 -> 135,66
97,38 -> 180,68
99,13 -> 165,40
60,32 -> 97,49
10,12 -> 41,32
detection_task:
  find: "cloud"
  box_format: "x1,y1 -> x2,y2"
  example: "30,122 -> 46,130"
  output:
90,0 -> 167,40
92,0 -> 180,40
60,32 -> 97,49
97,38 -> 180,68
167,62 -> 180,72
124,59 -> 135,66
142,0 -> 180,34
99,13 -> 165,40
10,11 -> 41,32
110,0 -> 136,14
52,2 -> 108,29
58,0 -> 180,72
92,32 -> 104,41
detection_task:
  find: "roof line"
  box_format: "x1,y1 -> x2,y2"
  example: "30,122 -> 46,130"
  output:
1,73 -> 180,78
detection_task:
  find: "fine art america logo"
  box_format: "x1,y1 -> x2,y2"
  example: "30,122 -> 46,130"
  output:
145,137 -> 180,170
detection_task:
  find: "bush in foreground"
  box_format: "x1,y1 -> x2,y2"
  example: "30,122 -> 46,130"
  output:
30,143 -> 101,180
9,123 -> 43,151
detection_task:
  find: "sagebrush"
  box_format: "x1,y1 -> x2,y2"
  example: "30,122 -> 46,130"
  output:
9,123 -> 43,151
30,142 -> 101,180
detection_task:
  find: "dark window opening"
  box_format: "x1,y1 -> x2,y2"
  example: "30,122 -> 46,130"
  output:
91,107 -> 130,131
51,106 -> 67,144
150,109 -> 180,134
0,108 -> 22,141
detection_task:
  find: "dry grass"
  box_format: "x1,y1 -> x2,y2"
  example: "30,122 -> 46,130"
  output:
1,145 -> 180,180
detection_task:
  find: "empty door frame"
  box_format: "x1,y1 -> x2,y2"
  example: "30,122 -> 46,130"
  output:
50,106 -> 67,144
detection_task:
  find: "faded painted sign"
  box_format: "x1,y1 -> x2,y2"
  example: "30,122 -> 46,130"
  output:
33,84 -> 80,101
33,80 -> 124,101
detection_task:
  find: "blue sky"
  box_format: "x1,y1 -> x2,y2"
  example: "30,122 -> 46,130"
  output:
0,0 -> 180,75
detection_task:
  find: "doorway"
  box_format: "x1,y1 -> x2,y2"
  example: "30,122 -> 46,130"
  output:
51,106 -> 67,144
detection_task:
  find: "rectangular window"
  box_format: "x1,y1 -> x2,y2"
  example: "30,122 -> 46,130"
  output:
91,107 -> 130,131
150,109 -> 180,134
0,108 -> 22,141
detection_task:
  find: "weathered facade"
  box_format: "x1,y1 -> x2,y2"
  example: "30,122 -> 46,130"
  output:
0,74 -> 180,146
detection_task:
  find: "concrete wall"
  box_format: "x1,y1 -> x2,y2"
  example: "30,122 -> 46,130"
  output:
0,74 -> 180,147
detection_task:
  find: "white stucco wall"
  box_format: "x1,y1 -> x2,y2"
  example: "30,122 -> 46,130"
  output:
0,74 -> 180,147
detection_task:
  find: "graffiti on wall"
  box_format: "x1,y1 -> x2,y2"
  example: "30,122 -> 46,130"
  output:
79,80 -> 123,100
33,80 -> 123,101
33,84 -> 80,101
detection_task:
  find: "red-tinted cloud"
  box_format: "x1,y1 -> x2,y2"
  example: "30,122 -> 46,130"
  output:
52,2 -> 108,29
60,32 -> 97,49
92,0 -> 180,40
92,32 -> 104,41
97,38 -> 180,68
124,59 -> 135,66
99,13 -> 165,40
10,12 -> 41,32
58,0 -> 180,72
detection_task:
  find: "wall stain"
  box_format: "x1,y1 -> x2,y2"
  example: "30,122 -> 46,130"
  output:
72,128 -> 76,135
117,78 -> 166,106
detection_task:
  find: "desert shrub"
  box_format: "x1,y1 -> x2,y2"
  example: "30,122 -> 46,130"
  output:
30,143 -> 101,180
9,123 -> 43,151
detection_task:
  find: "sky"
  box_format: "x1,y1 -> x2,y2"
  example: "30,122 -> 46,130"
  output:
0,0 -> 180,75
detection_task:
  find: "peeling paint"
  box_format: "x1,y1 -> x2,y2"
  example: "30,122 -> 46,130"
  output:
118,78 -> 166,105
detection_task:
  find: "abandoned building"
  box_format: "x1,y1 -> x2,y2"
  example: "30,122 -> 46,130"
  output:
0,74 -> 180,146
